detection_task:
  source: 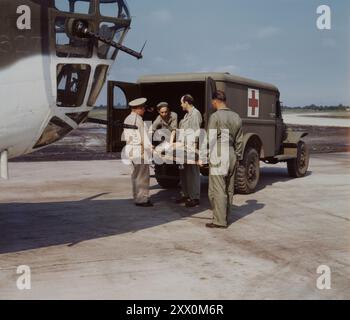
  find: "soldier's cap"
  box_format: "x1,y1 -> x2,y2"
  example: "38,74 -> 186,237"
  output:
129,98 -> 147,109
156,102 -> 169,109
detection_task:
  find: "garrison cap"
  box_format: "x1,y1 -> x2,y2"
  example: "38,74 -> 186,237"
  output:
157,102 -> 169,109
129,98 -> 147,108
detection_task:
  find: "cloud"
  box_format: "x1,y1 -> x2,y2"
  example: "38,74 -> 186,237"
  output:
257,26 -> 281,39
150,9 -> 173,23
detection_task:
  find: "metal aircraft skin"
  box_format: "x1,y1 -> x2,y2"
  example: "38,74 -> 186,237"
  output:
0,0 -> 136,159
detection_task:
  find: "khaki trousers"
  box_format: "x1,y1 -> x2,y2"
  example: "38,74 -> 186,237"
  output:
132,164 -> 150,204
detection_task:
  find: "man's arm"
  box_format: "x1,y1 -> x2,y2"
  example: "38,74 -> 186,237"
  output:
137,118 -> 153,162
167,113 -> 177,144
170,113 -> 178,132
207,114 -> 218,150
193,110 -> 203,130
151,116 -> 161,134
235,119 -> 244,161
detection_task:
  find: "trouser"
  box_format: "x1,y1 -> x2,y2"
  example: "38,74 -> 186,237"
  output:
179,164 -> 201,200
208,155 -> 237,227
132,164 -> 150,204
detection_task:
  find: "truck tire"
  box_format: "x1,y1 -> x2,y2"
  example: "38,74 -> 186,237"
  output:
235,147 -> 260,194
287,141 -> 309,178
155,164 -> 180,189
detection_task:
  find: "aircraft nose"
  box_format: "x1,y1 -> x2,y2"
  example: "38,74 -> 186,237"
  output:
33,0 -> 132,150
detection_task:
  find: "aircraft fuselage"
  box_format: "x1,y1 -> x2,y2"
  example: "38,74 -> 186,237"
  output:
0,0 -> 131,159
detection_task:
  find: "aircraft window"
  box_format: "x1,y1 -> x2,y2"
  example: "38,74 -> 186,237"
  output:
97,22 -> 125,59
34,117 -> 73,149
55,17 -> 93,58
57,64 -> 91,108
99,0 -> 130,19
55,0 -> 91,15
113,86 -> 128,109
88,65 -> 109,106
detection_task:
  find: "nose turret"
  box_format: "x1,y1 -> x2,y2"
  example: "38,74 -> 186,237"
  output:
34,0 -> 139,149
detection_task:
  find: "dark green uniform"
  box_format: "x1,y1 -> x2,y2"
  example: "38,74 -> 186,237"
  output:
208,107 -> 243,227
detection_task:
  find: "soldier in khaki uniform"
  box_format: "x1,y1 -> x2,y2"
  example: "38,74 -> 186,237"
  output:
151,102 -> 178,143
123,98 -> 153,207
152,102 -> 178,133
176,94 -> 203,208
206,90 -> 243,228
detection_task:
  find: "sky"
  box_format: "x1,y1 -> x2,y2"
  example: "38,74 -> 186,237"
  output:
97,0 -> 350,107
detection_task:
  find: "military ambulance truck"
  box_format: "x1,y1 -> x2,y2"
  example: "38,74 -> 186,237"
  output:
106,73 -> 309,194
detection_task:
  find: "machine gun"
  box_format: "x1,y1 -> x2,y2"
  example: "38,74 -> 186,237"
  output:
71,19 -> 146,60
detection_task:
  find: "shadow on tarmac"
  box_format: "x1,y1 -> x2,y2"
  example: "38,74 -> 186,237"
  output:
0,166 -> 311,254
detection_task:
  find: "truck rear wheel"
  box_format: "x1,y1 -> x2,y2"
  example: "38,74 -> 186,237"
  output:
287,141 -> 309,178
235,147 -> 260,194
155,164 -> 180,189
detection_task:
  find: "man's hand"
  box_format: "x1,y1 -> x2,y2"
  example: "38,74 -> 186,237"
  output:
197,160 -> 205,167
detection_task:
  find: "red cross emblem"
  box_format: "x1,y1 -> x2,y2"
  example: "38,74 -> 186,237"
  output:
248,89 -> 260,118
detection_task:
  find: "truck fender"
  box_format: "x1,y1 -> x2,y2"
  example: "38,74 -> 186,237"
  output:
243,133 -> 264,158
282,129 -> 308,158
283,129 -> 308,146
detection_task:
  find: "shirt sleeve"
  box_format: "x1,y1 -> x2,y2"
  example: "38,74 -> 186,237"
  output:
207,114 -> 218,147
235,119 -> 244,161
151,116 -> 161,134
169,113 -> 178,132
123,114 -> 138,144
192,110 -> 202,130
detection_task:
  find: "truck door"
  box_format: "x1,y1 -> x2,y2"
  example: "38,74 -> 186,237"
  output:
107,81 -> 141,152
275,99 -> 286,154
205,77 -> 217,128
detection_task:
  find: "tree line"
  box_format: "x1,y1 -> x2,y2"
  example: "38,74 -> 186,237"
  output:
282,104 -> 350,111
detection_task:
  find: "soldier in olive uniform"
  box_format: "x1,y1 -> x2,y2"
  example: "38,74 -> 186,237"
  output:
176,94 -> 203,208
123,98 -> 153,207
206,90 -> 243,228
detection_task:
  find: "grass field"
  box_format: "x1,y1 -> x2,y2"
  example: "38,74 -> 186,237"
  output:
301,112 -> 350,119
89,107 -> 107,121
283,108 -> 350,115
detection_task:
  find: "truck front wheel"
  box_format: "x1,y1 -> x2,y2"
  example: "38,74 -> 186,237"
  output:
155,164 -> 180,189
235,147 -> 260,194
287,141 -> 310,178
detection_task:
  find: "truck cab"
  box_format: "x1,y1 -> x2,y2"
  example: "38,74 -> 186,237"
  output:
107,72 -> 309,194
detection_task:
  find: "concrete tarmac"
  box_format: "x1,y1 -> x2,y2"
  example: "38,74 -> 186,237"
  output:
0,153 -> 349,299
284,113 -> 350,128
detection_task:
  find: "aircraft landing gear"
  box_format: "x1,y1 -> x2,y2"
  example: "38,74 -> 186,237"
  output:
0,150 -> 9,180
